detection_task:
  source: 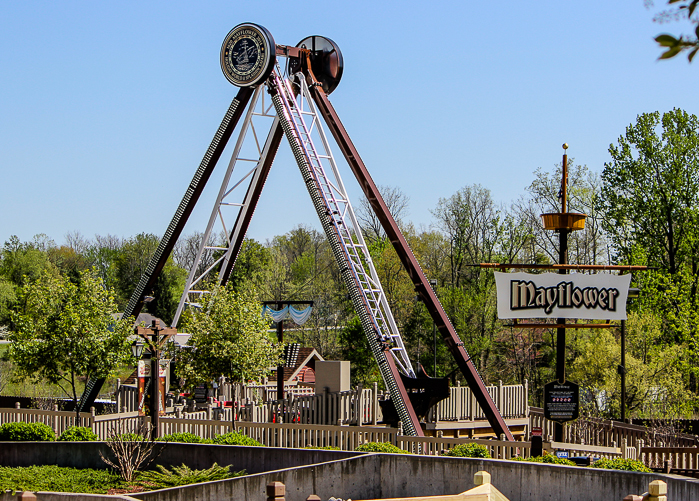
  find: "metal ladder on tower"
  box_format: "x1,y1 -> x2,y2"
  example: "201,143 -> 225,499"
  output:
269,68 -> 414,377
267,68 -> 421,435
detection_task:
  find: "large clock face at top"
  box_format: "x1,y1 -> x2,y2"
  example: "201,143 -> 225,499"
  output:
220,23 -> 276,87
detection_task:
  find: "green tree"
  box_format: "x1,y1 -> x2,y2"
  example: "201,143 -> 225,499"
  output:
600,109 -> 699,279
113,233 -> 186,324
0,235 -> 57,287
9,269 -> 134,417
568,313 -> 693,419
176,284 -> 281,387
339,316 -> 383,388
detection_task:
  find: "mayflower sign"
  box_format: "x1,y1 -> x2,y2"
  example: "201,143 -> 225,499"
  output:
494,272 -> 632,320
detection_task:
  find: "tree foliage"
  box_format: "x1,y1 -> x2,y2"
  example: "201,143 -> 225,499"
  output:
651,0 -> 699,62
176,284 -> 281,387
601,109 -> 699,277
9,269 -> 134,414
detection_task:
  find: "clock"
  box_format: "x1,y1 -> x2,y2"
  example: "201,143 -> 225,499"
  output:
221,23 -> 276,87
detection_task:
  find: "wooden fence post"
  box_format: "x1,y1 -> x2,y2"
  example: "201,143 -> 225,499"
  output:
524,379 -> 529,416
372,382 -> 378,425
498,380 -> 504,415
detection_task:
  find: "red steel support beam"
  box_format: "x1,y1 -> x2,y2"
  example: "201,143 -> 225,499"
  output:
309,82 -> 514,440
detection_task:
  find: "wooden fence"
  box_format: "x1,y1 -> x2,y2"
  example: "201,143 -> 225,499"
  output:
0,403 -> 647,461
529,407 -> 697,451
640,446 -> 699,471
165,381 -> 529,426
427,380 -> 529,422
0,403 -> 148,439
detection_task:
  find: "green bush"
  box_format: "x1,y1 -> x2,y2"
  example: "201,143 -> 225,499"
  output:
211,432 -> 263,447
513,453 -> 576,466
135,463 -> 244,489
58,426 -> 98,442
0,422 -> 55,441
442,443 -> 491,458
354,442 -> 408,454
112,432 -> 142,442
590,458 -> 651,472
0,465 -> 123,494
156,432 -> 204,443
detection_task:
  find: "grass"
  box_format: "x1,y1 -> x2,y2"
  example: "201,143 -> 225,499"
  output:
0,465 -> 125,494
0,464 -> 246,494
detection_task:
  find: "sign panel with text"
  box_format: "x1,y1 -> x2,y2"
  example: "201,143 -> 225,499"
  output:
495,272 -> 631,320
544,380 -> 580,423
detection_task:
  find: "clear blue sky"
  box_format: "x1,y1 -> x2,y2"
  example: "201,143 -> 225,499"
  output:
1,1 -> 697,247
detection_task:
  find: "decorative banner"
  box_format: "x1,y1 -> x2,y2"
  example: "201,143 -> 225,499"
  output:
494,272 -> 632,320
137,360 -> 168,378
261,305 -> 313,325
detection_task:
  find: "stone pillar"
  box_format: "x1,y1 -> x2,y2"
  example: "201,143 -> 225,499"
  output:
648,480 -> 667,501
267,481 -> 285,501
474,471 -> 491,486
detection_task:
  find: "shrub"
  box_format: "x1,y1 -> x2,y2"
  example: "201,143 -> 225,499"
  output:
355,442 -> 408,454
211,432 -> 263,447
0,422 -> 55,441
156,432 -> 204,443
514,453 -> 576,466
135,463 -> 245,489
590,458 -> 651,472
443,443 -> 491,458
112,432 -> 142,442
58,426 -> 98,442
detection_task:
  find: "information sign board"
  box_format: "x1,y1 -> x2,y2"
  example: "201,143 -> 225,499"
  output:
544,380 -> 580,423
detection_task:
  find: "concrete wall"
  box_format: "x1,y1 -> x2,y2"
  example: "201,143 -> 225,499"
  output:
1,493 -> 138,501
0,441 -> 361,473
129,454 -> 699,501
3,442 -> 699,500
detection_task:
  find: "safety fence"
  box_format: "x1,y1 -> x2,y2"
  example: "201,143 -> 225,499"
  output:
640,446 -> 699,472
529,407 -> 697,451
0,403 -> 645,462
159,381 -> 529,426
0,403 -> 147,439
426,380 -> 529,422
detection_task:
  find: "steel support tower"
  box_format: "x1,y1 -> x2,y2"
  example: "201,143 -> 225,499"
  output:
78,24 -> 514,441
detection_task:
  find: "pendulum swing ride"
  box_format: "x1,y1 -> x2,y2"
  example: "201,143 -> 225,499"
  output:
79,23 -> 514,440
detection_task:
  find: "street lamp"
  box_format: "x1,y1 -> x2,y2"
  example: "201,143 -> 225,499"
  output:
619,287 -> 640,423
131,340 -> 144,359
429,279 -> 438,377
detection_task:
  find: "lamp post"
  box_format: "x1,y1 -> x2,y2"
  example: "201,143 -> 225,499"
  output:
135,319 -> 176,439
619,287 -> 640,423
429,279 -> 438,377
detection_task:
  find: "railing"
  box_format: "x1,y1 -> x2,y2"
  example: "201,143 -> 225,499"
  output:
396,434 -> 532,458
0,403 -> 147,439
158,416 -> 232,440
427,380 -> 529,422
235,421 -> 399,450
640,446 -> 699,471
529,407 -> 698,450
548,441 -> 623,460
217,381 -> 529,426
115,381 -> 140,413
